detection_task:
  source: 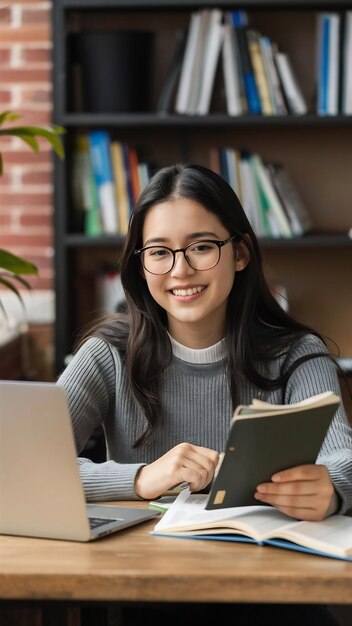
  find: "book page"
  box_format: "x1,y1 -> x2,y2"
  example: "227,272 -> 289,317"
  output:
153,488 -> 292,540
274,516 -> 352,557
249,391 -> 336,410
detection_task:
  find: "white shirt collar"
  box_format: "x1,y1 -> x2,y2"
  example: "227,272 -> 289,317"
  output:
168,332 -> 226,364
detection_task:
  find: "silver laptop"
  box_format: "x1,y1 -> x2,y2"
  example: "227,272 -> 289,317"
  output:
0,380 -> 159,541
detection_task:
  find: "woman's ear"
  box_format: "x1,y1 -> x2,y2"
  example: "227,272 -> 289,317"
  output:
234,239 -> 250,272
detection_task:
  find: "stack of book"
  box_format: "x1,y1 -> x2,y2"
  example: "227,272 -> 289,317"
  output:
210,146 -> 313,239
161,8 -> 308,116
160,9 -> 352,116
317,11 -> 352,115
72,131 -> 152,237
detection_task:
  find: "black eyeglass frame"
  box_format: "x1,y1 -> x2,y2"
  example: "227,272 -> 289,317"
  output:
134,235 -> 239,275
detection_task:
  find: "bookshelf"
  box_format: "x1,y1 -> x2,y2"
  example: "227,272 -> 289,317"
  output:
53,0 -> 352,407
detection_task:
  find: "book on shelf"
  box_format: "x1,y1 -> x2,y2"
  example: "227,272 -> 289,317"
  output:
127,145 -> 141,204
231,10 -> 262,115
239,151 -> 269,236
152,487 -> 352,562
317,13 -> 330,115
274,51 -> 308,115
266,162 -> 314,236
225,149 -> 242,202
175,10 -> 203,114
260,36 -> 288,115
185,9 -> 210,114
157,31 -> 187,114
110,140 -> 130,236
210,147 -> 314,239
342,11 -> 352,114
72,134 -> 102,237
317,13 -> 341,116
249,153 -> 293,238
88,131 -> 119,235
195,10 -> 224,115
222,19 -> 245,116
246,29 -> 273,115
327,13 -> 340,115
121,142 -> 135,216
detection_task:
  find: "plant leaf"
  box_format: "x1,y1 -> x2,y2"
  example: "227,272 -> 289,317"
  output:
0,111 -> 21,126
0,271 -> 33,291
0,249 -> 38,275
2,130 -> 40,152
0,125 -> 65,158
0,275 -> 26,309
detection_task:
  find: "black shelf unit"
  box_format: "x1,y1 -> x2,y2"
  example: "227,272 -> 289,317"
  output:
63,233 -> 352,248
62,113 -> 352,127
53,0 -> 352,375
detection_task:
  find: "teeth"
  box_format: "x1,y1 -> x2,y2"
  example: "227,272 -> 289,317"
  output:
172,286 -> 204,296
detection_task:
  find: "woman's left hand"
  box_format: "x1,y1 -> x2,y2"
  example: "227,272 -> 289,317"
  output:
255,464 -> 339,521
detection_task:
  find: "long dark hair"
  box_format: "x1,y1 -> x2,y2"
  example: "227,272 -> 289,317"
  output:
86,164 -> 330,446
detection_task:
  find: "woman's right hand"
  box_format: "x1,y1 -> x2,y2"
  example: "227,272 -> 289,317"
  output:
134,443 -> 219,500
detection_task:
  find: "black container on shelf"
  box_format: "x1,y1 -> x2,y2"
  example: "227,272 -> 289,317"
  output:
74,30 -> 154,113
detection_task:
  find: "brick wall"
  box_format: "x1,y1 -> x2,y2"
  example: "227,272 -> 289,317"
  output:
0,1 -> 53,292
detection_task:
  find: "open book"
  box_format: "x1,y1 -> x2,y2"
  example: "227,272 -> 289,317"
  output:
205,391 -> 340,509
152,488 -> 352,561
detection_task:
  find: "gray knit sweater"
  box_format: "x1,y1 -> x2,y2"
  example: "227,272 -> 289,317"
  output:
57,334 -> 352,513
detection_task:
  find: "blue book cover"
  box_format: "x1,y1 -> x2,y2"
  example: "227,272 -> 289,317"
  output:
88,130 -> 118,234
230,10 -> 262,114
318,14 -> 330,115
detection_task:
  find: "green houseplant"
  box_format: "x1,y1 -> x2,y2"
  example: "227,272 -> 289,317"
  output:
0,111 -> 65,318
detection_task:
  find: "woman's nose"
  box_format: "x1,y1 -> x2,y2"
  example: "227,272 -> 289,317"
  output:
170,251 -> 195,277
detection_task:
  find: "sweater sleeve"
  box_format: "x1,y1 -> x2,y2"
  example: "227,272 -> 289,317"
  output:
284,335 -> 352,514
57,337 -> 145,501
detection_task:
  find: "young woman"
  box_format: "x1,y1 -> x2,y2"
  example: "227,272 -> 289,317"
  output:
58,163 -> 352,521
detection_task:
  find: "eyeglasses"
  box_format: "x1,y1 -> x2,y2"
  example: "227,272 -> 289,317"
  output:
134,235 -> 238,275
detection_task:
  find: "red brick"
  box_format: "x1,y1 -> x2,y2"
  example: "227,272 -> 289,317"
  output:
0,151 -> 51,165
21,170 -> 52,185
21,8 -> 50,24
20,213 -> 52,227
14,253 -> 53,268
21,47 -> 51,64
12,111 -> 53,126
1,137 -> 53,152
0,48 -> 11,64
0,192 -> 52,206
0,25 -> 51,43
0,90 -> 12,105
0,7 -> 11,24
0,172 -> 12,185
19,87 -> 51,104
33,276 -> 53,290
0,234 -> 52,247
1,68 -> 51,83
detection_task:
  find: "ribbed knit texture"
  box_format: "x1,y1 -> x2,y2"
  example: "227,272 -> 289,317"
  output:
57,334 -> 352,513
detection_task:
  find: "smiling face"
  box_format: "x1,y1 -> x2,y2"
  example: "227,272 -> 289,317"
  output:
141,197 -> 249,348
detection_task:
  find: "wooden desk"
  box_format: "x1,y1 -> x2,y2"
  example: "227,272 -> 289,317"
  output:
0,502 -> 352,607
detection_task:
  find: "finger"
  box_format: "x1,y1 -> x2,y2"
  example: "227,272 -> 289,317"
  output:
254,491 -> 318,509
178,465 -> 212,492
174,443 -> 219,474
271,464 -> 324,483
271,505 -> 321,521
256,480 -> 319,497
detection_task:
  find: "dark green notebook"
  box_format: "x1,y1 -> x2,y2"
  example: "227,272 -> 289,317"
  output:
206,392 -> 340,510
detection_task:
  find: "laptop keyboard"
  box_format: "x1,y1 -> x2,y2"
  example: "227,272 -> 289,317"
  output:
89,517 -> 111,530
